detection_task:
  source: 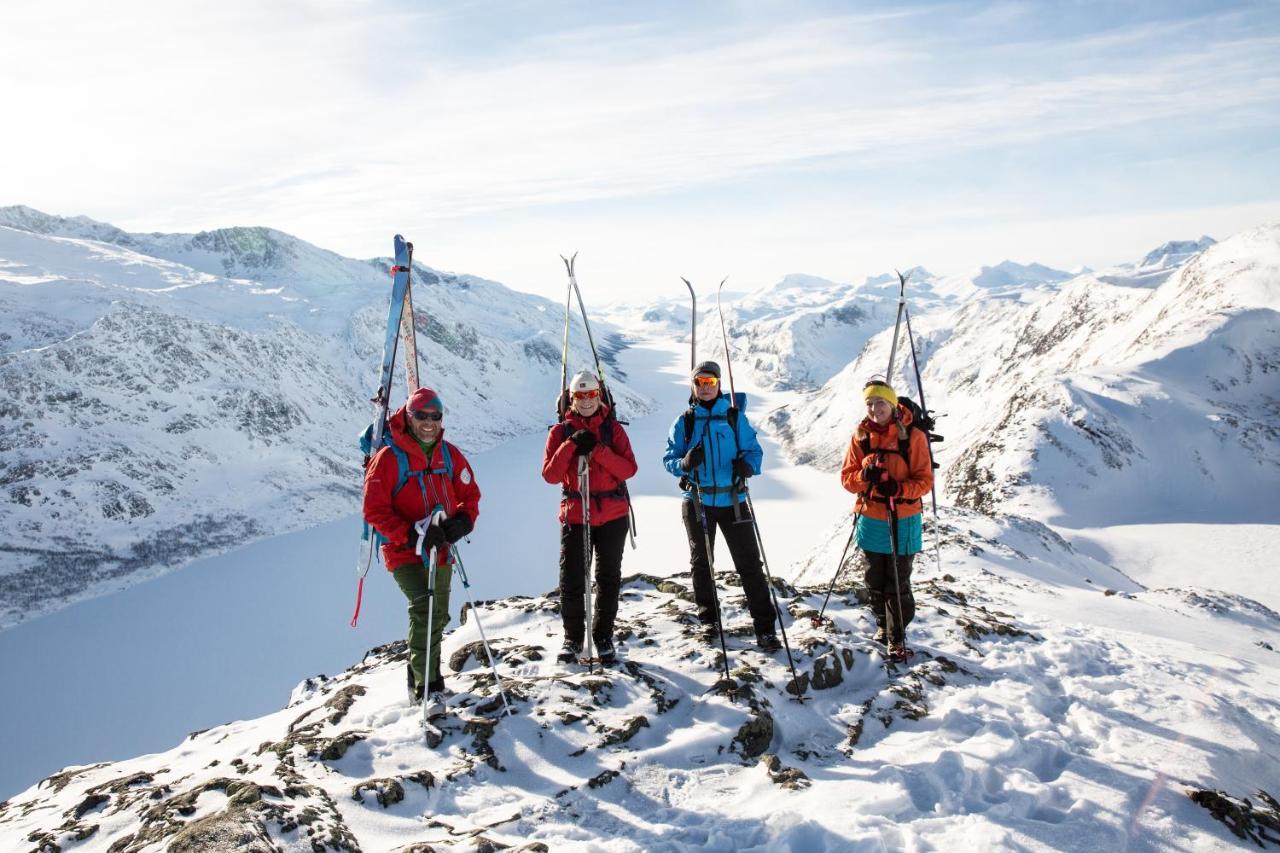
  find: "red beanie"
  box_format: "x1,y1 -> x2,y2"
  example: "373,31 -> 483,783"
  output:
407,387 -> 443,413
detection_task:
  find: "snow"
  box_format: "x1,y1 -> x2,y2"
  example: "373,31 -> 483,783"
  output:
1066,523 -> 1280,612
4,510 -> 1277,850
1,209 -> 1278,850
0,333 -> 846,803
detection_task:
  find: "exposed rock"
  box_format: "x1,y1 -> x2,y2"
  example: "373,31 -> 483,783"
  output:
760,753 -> 812,790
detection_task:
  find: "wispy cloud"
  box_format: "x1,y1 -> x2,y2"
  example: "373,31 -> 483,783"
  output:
2,1 -> 1277,295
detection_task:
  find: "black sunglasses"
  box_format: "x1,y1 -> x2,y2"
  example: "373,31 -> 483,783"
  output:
411,410 -> 443,422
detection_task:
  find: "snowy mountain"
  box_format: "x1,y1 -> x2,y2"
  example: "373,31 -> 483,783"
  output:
0,208 -> 647,630
971,259 -> 1074,293
1096,235 -> 1218,289
3,509 -> 1276,850
680,261 -> 1072,395
5,207 -> 1279,849
769,226 -> 1279,528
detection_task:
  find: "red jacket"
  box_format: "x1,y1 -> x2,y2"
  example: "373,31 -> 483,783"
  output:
362,405 -> 481,571
839,404 -> 933,522
541,404 -> 637,526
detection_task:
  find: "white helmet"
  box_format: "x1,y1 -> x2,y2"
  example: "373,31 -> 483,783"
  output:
569,370 -> 601,393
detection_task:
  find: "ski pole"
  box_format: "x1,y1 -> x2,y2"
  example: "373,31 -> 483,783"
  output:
741,492 -> 807,703
450,546 -> 513,717
415,509 -> 446,728
690,474 -> 735,694
814,517 -> 858,625
904,306 -> 943,578
886,497 -> 911,662
578,454 -> 595,673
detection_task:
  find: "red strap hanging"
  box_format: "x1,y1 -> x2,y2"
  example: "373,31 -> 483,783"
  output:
350,577 -> 366,628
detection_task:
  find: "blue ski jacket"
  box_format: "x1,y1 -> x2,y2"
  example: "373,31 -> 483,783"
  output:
663,394 -> 763,508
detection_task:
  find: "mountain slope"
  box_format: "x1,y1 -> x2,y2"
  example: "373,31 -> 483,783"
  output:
773,225 -> 1279,526
2,513 -> 1276,851
0,210 -> 646,629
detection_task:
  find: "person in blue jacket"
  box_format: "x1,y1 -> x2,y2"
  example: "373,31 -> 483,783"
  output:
663,361 -> 781,650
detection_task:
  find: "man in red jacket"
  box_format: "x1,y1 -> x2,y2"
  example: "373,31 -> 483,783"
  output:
363,387 -> 481,714
542,371 -> 638,665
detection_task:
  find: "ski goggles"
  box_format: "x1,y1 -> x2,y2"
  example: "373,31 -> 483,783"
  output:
411,409 -> 443,422
572,389 -> 601,400
692,375 -> 720,387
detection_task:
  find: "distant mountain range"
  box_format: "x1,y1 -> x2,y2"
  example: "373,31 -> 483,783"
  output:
0,206 -> 645,629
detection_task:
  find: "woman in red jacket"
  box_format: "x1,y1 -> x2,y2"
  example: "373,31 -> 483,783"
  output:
363,387 -> 481,714
840,379 -> 933,655
542,371 -> 638,665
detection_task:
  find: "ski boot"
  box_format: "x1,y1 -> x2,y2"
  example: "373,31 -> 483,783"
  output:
557,639 -> 583,664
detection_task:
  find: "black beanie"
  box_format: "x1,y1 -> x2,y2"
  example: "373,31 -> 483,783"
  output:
692,360 -> 721,379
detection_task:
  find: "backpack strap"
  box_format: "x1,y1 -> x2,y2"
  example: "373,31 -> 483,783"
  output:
389,440 -> 455,497
683,406 -> 740,447
388,442 -> 414,498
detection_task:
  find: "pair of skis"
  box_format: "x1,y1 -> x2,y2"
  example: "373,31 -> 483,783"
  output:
557,255 -> 636,674
351,235 -> 420,627
350,236 -> 513,730
680,277 -> 808,703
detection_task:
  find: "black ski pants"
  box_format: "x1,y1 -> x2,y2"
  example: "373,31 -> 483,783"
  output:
864,550 -> 915,643
682,499 -> 776,634
559,515 -> 629,645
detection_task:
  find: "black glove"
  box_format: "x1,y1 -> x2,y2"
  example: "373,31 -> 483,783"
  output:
680,444 -> 705,472
732,457 -> 754,479
442,513 -> 474,543
405,525 -> 420,552
678,475 -> 691,491
874,478 -> 900,497
422,523 -> 447,550
570,429 -> 597,455
864,464 -> 886,485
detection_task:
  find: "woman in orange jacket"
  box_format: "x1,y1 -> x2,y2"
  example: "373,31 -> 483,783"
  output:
840,379 -> 934,654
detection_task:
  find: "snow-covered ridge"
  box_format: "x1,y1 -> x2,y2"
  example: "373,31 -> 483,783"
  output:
3,513 -> 1276,850
0,207 -> 647,630
769,224 -> 1279,527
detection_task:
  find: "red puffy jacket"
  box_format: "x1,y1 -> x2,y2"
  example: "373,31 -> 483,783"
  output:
541,404 -> 637,526
362,405 -> 481,571
839,404 -> 933,522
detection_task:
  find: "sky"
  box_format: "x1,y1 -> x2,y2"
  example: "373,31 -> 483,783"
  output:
3,0 -> 1279,301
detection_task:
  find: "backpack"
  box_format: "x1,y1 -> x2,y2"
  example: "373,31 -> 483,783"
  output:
682,391 -> 747,448
857,396 -> 942,468
358,423 -> 456,549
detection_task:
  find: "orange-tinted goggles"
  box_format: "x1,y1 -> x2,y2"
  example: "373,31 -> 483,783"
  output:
572,389 -> 601,400
693,375 -> 719,387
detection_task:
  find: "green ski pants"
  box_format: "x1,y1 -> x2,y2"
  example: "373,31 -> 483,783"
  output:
392,560 -> 453,688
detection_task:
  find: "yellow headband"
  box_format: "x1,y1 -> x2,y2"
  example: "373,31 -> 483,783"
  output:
863,382 -> 898,406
